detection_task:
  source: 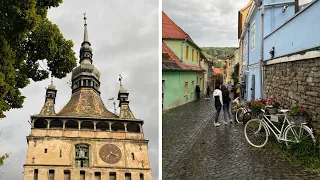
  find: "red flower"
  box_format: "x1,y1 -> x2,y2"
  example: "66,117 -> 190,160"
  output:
299,108 -> 305,113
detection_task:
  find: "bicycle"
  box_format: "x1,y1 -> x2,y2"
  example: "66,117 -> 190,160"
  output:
244,108 -> 316,148
234,99 -> 250,123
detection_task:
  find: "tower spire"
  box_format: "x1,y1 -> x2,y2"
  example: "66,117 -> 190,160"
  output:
83,13 -> 89,42
79,13 -> 93,64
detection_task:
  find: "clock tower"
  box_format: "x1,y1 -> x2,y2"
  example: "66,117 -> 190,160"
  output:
23,15 -> 152,180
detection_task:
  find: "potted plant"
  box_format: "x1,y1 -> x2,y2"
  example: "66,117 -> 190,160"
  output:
265,96 -> 280,114
287,106 -> 306,124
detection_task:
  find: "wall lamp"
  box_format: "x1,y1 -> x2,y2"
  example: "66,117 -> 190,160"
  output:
269,46 -> 275,58
282,5 -> 288,12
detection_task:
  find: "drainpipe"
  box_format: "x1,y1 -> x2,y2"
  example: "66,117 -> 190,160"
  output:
259,5 -> 264,99
246,26 -> 250,100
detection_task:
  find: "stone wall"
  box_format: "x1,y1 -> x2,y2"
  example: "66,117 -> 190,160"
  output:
264,57 -> 320,134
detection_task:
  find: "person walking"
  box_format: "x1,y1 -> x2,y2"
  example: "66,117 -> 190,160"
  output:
213,84 -> 223,127
221,85 -> 233,123
205,84 -> 210,99
196,84 -> 200,99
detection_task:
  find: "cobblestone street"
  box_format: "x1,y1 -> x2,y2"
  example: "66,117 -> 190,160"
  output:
162,98 -> 320,180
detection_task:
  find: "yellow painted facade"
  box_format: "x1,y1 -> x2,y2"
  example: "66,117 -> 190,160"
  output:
24,128 -> 151,180
225,59 -> 231,84
238,0 -> 253,82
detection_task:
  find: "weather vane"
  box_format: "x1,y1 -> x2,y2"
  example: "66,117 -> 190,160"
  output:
83,13 -> 87,24
119,74 -> 123,86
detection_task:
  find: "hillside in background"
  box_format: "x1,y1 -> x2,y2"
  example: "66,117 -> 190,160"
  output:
201,47 -> 237,60
201,47 -> 237,68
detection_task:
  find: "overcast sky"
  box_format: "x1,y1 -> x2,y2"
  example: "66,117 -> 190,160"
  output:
163,0 -> 250,47
0,0 -> 159,179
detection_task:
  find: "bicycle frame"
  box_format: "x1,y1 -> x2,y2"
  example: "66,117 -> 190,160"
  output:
259,112 -> 291,141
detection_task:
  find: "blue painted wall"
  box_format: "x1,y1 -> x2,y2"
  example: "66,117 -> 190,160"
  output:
264,0 -> 295,36
264,1 -> 320,60
248,8 -> 261,65
247,67 -> 261,101
241,0 -> 319,100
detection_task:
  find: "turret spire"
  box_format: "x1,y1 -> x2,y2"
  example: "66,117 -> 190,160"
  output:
39,75 -> 57,116
117,76 -> 135,119
83,13 -> 89,42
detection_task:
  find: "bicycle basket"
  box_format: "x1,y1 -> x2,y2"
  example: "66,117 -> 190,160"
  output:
289,116 -> 307,124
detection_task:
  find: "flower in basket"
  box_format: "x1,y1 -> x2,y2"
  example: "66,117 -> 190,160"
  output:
287,106 -> 306,116
249,99 -> 266,112
265,96 -> 280,108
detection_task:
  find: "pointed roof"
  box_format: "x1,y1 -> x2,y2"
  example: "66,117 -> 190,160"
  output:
57,89 -> 118,118
39,78 -> 56,116
162,11 -> 201,50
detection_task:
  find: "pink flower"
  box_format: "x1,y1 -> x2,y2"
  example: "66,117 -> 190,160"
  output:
299,108 -> 305,113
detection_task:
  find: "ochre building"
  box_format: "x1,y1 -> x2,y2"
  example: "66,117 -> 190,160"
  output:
23,17 -> 152,180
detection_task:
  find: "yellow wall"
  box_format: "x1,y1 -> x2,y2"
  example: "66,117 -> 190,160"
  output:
164,39 -> 201,66
24,129 -> 152,180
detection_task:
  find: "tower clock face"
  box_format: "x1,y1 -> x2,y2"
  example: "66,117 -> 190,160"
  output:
99,144 -> 122,164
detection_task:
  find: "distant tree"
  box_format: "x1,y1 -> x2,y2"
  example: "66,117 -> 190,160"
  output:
0,0 -> 77,118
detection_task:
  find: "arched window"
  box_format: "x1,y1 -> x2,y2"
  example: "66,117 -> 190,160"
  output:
127,123 -> 140,133
34,119 -> 48,129
75,144 -> 89,167
81,121 -> 94,130
111,122 -> 125,131
96,121 -> 109,131
140,173 -> 144,180
65,120 -> 78,129
50,120 -> 63,129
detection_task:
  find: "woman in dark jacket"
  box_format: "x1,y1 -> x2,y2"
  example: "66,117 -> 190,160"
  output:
221,85 -> 232,123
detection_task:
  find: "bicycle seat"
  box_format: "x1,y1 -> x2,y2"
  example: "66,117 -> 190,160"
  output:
261,109 -> 265,113
279,109 -> 289,113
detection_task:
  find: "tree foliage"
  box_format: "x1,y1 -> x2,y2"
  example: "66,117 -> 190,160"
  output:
232,63 -> 240,85
0,153 -> 9,166
0,0 -> 77,118
201,47 -> 237,60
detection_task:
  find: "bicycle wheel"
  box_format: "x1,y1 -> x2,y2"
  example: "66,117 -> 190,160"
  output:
236,108 -> 245,123
244,119 -> 269,148
284,124 -> 315,148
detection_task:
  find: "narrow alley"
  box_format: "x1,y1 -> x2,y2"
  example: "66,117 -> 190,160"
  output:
162,99 -> 320,179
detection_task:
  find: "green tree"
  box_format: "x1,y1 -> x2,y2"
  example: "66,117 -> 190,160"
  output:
0,0 -> 77,118
232,63 -> 239,85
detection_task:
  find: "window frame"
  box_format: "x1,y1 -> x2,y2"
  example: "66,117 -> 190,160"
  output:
186,45 -> 189,60
192,49 -> 194,61
184,82 -> 188,96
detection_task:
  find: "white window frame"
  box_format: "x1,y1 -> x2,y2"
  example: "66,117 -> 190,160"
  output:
251,21 -> 256,50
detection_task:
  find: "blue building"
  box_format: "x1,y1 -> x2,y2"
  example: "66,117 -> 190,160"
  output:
240,0 -> 319,100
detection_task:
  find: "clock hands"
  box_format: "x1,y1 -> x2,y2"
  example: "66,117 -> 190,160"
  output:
109,151 -> 121,159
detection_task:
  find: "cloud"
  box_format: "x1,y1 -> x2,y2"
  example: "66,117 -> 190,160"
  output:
0,0 -> 159,179
163,0 -> 250,47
